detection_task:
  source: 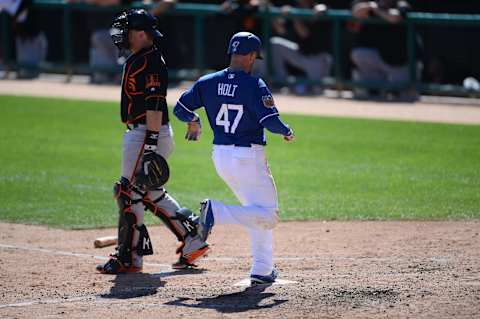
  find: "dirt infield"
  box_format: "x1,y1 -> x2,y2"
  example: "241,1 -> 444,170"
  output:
1,221 -> 479,318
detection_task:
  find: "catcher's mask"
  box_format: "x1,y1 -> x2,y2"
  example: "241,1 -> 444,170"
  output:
110,8 -> 163,51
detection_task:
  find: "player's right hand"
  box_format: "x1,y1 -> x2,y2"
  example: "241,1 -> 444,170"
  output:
185,120 -> 201,141
284,128 -> 295,142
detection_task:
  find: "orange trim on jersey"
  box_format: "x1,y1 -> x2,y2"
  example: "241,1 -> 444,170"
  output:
126,113 -> 146,125
145,95 -> 166,100
123,62 -> 135,121
124,48 -> 155,121
130,56 -> 148,77
146,74 -> 162,88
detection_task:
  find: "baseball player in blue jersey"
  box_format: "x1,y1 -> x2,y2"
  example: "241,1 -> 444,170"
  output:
173,31 -> 295,285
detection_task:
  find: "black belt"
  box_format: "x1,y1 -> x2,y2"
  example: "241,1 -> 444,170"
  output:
214,144 -> 261,148
127,123 -> 145,129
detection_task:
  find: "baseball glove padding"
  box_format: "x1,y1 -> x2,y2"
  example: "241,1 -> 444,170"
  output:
135,152 -> 170,190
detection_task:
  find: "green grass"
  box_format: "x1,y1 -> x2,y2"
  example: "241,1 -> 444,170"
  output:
0,95 -> 479,228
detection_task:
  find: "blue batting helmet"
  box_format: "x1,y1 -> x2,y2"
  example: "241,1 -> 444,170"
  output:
227,32 -> 263,59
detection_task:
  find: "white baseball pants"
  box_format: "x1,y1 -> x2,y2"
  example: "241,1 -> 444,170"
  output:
210,145 -> 279,276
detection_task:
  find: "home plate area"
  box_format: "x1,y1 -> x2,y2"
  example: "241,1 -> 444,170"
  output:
234,278 -> 298,287
1,222 -> 479,319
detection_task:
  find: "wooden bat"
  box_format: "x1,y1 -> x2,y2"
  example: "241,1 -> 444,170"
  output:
94,236 -> 118,248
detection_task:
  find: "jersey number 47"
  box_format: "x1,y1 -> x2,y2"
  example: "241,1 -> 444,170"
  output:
216,104 -> 244,134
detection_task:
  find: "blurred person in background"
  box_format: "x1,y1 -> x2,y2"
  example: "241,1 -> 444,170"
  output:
268,0 -> 332,95
0,0 -> 48,78
74,0 -> 133,84
149,0 -> 195,73
149,0 -> 176,15
68,0 -> 133,84
350,0 -> 421,101
220,1 -> 264,72
220,0 -> 262,33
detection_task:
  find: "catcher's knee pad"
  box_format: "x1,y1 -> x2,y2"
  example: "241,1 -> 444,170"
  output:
114,177 -> 134,214
174,208 -> 200,236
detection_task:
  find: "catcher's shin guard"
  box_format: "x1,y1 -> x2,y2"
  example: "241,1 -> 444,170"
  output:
136,224 -> 153,256
173,208 -> 210,265
113,177 -> 153,266
142,191 -> 209,265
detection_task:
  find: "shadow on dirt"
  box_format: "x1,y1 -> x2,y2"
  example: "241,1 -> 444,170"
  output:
99,268 -> 207,299
164,284 -> 288,313
153,268 -> 208,278
100,273 -> 165,299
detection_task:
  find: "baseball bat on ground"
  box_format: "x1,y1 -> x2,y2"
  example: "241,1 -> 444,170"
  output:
94,236 -> 118,248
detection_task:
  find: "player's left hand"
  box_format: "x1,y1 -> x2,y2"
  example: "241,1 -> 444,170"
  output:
284,128 -> 295,142
185,120 -> 201,141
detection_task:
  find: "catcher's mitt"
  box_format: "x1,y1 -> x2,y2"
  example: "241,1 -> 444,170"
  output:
135,152 -> 170,191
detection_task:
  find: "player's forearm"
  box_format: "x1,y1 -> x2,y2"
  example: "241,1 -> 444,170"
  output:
146,110 -> 163,131
173,102 -> 199,123
261,116 -> 290,136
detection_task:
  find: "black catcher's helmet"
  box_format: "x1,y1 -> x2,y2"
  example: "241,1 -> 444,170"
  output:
110,8 -> 163,50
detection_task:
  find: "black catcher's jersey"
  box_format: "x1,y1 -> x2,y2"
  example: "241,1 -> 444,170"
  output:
120,46 -> 169,125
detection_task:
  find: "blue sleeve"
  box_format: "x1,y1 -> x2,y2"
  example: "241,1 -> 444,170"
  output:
253,78 -> 281,124
262,115 -> 290,135
173,81 -> 203,122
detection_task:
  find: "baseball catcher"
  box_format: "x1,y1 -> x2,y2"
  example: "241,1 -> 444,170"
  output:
96,9 -> 209,274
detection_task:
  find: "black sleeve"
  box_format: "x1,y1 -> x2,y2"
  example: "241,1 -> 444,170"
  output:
144,54 -> 168,113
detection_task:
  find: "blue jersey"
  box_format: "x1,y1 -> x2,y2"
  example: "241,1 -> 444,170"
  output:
175,68 -> 284,146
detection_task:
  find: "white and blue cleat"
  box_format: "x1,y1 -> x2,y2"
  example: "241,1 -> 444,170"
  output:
250,269 -> 278,286
199,199 -> 214,241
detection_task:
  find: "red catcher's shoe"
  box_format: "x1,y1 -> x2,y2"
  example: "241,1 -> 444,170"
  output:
96,257 -> 142,274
